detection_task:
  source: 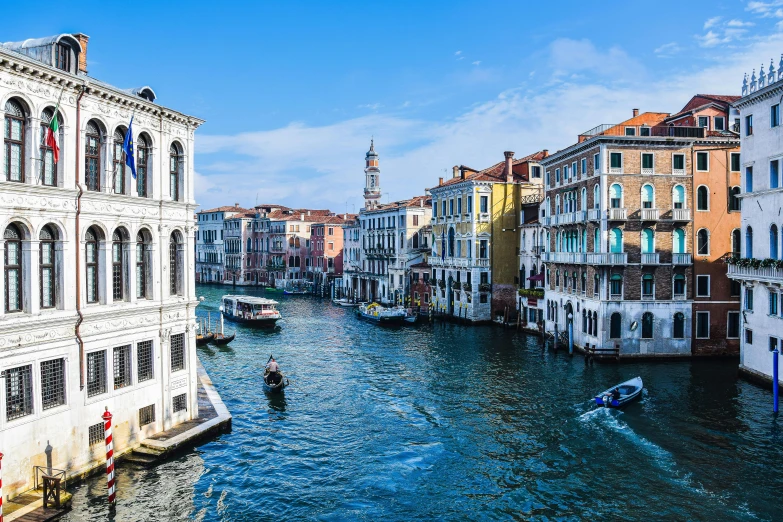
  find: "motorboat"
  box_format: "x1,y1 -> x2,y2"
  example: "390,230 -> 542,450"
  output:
357,302 -> 406,325
332,298 -> 358,307
283,281 -> 313,295
594,376 -> 644,408
221,295 -> 281,327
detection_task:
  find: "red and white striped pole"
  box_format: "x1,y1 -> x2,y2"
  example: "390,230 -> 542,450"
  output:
0,451 -> 4,522
102,407 -> 116,507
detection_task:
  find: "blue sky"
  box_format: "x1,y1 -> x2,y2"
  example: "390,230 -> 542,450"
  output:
4,1 -> 783,211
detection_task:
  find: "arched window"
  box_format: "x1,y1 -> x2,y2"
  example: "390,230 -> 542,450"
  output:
673,228 -> 685,254
642,312 -> 654,339
581,187 -> 587,212
40,107 -> 63,186
672,185 -> 685,209
729,186 -> 741,211
4,223 -> 23,312
697,229 -> 709,256
731,229 -> 741,256
697,186 -> 709,210
40,225 -> 57,309
136,230 -> 151,299
582,309 -> 587,332
610,312 -> 622,339
581,271 -> 586,293
5,99 -> 26,182
295,256 -> 301,267
85,120 -> 102,191
587,311 -> 593,336
448,227 -> 455,257
673,274 -> 686,297
673,312 -> 685,339
609,183 -> 622,208
746,226 -> 754,258
592,311 -> 598,336
593,228 -> 599,253
593,184 -> 600,209
137,134 -> 149,197
412,233 -> 419,249
247,237 -> 252,252
594,273 -> 600,297
610,274 -> 623,298
641,184 -> 654,209
112,128 -> 126,194
85,226 -> 100,303
771,225 -> 779,259
642,273 -> 654,299
555,194 -> 561,214
170,143 -> 182,201
610,228 -> 623,253
112,228 -> 128,301
289,255 -> 294,266
641,228 -> 654,254
170,231 -> 183,296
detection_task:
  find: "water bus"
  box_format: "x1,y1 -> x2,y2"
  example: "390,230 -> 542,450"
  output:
221,295 -> 282,327
356,302 -> 406,325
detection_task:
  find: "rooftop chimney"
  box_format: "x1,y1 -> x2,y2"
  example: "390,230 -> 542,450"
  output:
632,108 -> 639,117
460,166 -> 466,180
72,33 -> 89,75
439,177 -> 444,186
234,203 -> 239,207
300,213 -> 305,221
543,149 -> 549,158
504,151 -> 515,183
452,165 -> 459,178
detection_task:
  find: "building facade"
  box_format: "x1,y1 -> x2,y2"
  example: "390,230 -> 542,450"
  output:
312,215 -> 351,297
195,204 -> 247,283
223,211 -> 254,285
518,198 -> 546,330
730,65 -> 783,383
0,34 -> 202,496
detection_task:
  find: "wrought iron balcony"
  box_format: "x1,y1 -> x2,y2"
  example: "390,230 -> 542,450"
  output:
672,253 -> 692,265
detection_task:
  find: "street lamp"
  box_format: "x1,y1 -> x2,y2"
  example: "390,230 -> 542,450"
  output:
567,312 -> 574,355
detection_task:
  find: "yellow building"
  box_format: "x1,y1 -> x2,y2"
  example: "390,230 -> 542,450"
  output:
429,150 -> 548,322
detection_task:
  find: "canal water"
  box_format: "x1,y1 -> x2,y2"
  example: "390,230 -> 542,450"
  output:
63,285 -> 783,521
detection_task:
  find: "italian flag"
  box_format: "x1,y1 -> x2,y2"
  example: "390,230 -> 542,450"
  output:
46,110 -> 60,163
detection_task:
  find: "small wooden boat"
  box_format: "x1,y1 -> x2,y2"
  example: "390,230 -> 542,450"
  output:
404,314 -> 418,324
263,368 -> 288,391
264,286 -> 284,293
209,309 -> 236,345
594,376 -> 643,408
196,332 -> 214,346
357,302 -> 405,325
332,298 -> 358,307
222,295 -> 281,328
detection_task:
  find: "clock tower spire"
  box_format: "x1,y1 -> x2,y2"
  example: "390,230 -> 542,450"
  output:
364,139 -> 381,209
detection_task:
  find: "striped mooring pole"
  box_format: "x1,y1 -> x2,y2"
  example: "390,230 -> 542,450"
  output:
0,451 -> 4,522
103,407 -> 116,506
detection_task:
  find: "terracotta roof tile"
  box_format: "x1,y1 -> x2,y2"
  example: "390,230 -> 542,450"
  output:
434,150 -> 548,189
198,205 -> 250,213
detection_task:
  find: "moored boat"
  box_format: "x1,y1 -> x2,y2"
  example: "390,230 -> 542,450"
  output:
357,302 -> 406,325
594,376 -> 643,408
212,332 -> 235,345
263,368 -> 288,391
332,298 -> 358,307
221,295 -> 282,327
196,332 -> 214,346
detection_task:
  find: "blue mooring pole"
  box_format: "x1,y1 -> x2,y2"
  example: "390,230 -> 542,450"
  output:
774,349 -> 779,414
568,318 -> 574,355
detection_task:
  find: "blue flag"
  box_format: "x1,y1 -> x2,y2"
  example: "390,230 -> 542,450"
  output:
123,116 -> 137,179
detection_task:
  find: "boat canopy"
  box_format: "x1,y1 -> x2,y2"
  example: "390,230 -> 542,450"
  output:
223,295 -> 279,306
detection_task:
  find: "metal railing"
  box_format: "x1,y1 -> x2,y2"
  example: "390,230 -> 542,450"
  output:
727,264 -> 783,282
640,208 -> 659,220
641,253 -> 660,265
672,253 -> 692,265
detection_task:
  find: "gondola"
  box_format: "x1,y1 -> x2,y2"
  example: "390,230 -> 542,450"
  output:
594,376 -> 644,408
263,368 -> 288,391
196,332 -> 214,346
209,310 -> 236,345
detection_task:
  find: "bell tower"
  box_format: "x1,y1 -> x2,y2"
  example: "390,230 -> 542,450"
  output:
364,139 -> 381,209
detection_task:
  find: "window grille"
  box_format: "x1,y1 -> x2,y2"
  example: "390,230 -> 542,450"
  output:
4,99 -> 26,183
173,393 -> 187,413
85,121 -> 101,191
139,404 -> 155,427
113,345 -> 132,389
112,232 -> 124,301
5,364 -> 33,421
40,225 -> 56,308
88,422 -> 104,446
87,350 -> 107,397
171,333 -> 185,372
40,358 -> 66,410
137,340 -> 154,382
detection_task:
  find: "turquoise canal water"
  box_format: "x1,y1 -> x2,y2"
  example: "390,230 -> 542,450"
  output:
62,285 -> 783,521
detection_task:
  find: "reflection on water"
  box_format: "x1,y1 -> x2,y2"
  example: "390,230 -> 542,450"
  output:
63,285 -> 783,521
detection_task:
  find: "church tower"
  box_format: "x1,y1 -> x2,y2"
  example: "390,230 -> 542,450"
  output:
364,139 -> 381,209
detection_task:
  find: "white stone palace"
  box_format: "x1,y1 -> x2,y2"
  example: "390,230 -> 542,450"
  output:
0,33 -> 202,496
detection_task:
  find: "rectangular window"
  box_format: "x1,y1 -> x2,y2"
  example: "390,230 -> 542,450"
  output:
727,312 -> 740,339
624,127 -> 636,136
546,170 -> 550,185
745,288 -> 754,311
771,337 -> 780,352
745,328 -> 753,345
449,199 -> 454,215
772,104 -> 780,128
441,201 -> 446,216
40,358 -> 66,410
770,291 -> 779,315
5,364 -> 33,421
556,168 -> 560,182
171,333 -> 185,372
581,158 -> 587,174
173,393 -> 187,413
696,152 -> 709,171
640,127 -> 651,136
432,201 -> 437,217
139,404 -> 155,427
572,162 -> 577,179
714,116 -> 725,131
610,152 -> 622,170
641,153 -> 654,171
746,114 -> 753,136
413,215 -> 419,225
113,345 -> 132,389
532,166 -> 541,178
696,275 -> 710,297
480,196 -> 488,213
673,154 -> 685,171
594,153 -> 600,173
698,116 -> 709,128
467,195 -> 472,213
88,422 -> 104,446
480,272 -> 489,285
479,294 -> 488,303
457,198 -> 462,215
479,240 -> 488,259
87,350 -> 107,397
771,160 -> 779,189
696,312 -> 710,339
731,153 -> 740,172
746,166 -> 754,192
137,340 -> 154,382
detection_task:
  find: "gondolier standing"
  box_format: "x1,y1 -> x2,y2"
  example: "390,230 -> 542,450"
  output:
266,357 -> 279,374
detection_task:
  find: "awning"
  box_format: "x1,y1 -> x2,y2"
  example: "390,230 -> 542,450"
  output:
527,273 -> 545,282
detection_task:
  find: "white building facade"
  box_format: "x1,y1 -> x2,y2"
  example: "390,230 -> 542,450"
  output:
0,34 -> 202,496
195,205 -> 247,283
730,65 -> 783,383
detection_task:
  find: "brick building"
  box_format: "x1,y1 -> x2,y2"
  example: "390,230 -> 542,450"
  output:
409,262 -> 432,313
312,215 -> 353,296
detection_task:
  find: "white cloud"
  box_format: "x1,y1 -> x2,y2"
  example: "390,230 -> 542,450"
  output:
726,19 -> 755,27
357,103 -> 383,110
549,38 -> 645,80
747,1 -> 783,17
704,16 -> 722,29
195,33 -> 783,211
654,42 -> 681,57
454,50 -> 462,55
472,61 -> 481,66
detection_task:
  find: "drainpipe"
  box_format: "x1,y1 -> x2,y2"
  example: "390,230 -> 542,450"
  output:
75,82 -> 87,389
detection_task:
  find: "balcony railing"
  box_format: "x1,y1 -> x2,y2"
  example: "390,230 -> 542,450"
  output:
727,264 -> 783,283
672,253 -> 692,265
606,208 -> 627,220
587,208 -> 600,221
671,208 -> 691,221
430,257 -> 489,268
639,208 -> 659,221
586,252 -> 628,265
641,253 -> 660,265
650,125 -> 705,138
672,168 -> 686,176
543,252 -> 587,264
542,216 -> 552,226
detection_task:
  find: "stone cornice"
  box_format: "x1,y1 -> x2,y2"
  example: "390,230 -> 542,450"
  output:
735,80 -> 783,109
